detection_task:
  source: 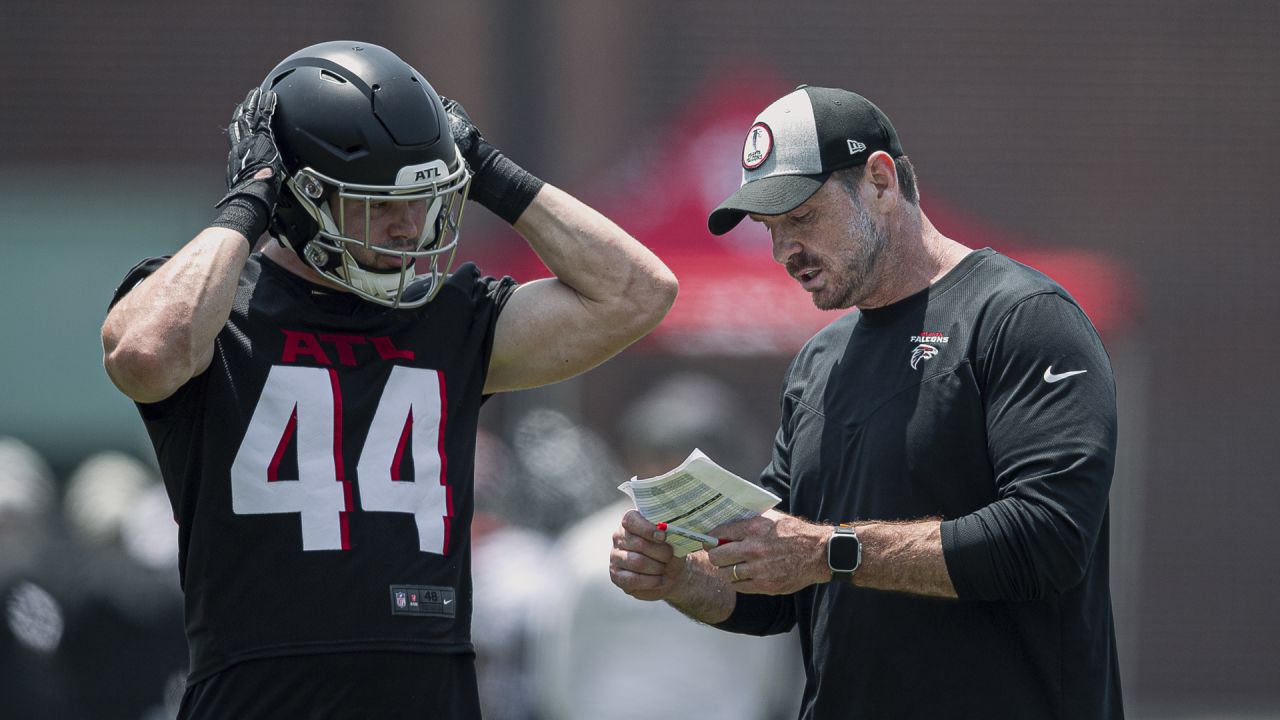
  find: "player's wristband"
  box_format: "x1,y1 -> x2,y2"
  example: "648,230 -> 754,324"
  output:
210,195 -> 270,248
467,146 -> 544,225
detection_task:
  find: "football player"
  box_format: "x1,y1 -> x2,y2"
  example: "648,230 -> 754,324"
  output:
101,41 -> 677,718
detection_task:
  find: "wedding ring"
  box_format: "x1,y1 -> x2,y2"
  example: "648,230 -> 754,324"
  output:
731,563 -> 742,582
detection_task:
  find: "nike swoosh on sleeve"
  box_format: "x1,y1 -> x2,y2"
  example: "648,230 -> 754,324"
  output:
1043,366 -> 1088,383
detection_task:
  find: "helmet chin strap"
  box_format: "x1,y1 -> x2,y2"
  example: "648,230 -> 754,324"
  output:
334,254 -> 417,300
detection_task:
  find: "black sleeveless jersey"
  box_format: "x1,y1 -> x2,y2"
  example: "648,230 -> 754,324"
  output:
111,254 -> 516,684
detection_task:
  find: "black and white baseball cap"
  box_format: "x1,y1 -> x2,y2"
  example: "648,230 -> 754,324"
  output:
707,85 -> 905,236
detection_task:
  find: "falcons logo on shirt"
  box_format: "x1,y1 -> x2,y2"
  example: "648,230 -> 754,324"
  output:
910,344 -> 938,370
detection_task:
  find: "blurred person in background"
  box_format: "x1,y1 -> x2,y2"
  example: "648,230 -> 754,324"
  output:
0,437 -> 58,581
610,86 -> 1121,718
0,436 -> 71,716
99,40 -> 676,719
470,428 -> 557,720
63,451 -> 155,548
506,406 -> 628,535
473,403 -> 642,719
0,442 -> 186,719
536,374 -> 802,720
60,451 -> 187,720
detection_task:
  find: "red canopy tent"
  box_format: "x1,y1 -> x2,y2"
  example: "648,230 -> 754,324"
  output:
473,74 -> 1138,355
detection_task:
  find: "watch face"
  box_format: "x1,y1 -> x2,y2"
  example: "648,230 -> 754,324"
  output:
829,530 -> 861,573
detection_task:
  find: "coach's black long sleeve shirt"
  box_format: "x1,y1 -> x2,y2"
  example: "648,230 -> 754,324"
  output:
716,248 -> 1123,719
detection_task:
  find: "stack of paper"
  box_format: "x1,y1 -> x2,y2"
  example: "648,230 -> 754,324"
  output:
618,449 -> 781,557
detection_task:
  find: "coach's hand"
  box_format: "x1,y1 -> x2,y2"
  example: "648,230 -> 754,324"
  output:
211,87 -> 285,246
609,510 -> 690,602
441,95 -> 543,225
705,510 -> 832,595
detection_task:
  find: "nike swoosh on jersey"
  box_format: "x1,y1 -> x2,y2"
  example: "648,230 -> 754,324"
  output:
1043,366 -> 1088,383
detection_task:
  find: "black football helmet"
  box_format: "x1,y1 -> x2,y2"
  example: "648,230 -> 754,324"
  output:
263,41 -> 470,308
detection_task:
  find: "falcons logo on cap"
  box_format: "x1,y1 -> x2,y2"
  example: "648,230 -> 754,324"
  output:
910,344 -> 938,370
743,122 -> 773,170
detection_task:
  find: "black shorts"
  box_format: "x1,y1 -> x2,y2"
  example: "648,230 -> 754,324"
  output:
178,651 -> 480,719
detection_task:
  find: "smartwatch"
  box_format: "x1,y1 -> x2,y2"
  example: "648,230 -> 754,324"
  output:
827,524 -> 862,583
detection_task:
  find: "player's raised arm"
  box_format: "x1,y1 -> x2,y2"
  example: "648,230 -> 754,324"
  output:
488,185 -> 677,391
102,88 -> 284,403
442,99 -> 678,394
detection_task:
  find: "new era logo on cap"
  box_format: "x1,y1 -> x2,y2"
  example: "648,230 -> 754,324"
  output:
709,86 -> 905,235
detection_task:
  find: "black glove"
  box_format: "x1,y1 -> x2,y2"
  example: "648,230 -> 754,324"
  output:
442,96 -> 544,225
211,87 -> 285,246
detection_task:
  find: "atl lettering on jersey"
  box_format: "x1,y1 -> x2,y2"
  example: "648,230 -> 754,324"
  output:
280,330 -> 416,366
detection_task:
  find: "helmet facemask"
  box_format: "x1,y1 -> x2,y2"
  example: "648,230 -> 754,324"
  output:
283,158 -> 470,309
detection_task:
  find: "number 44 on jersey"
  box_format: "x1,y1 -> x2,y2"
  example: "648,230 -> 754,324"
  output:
231,365 -> 450,553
